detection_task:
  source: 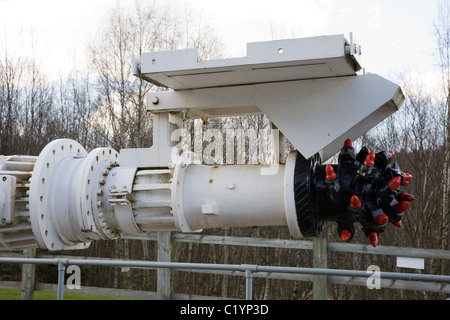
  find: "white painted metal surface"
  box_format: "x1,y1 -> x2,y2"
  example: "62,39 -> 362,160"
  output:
120,112 -> 182,168
28,139 -> 120,250
284,152 -> 302,238
255,74 -> 403,160
0,144 -> 299,251
147,74 -> 403,160
0,155 -> 38,251
171,154 -> 294,233
137,34 -> 361,90
139,34 -> 402,161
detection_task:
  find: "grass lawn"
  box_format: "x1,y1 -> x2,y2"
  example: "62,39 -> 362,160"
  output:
0,288 -> 134,300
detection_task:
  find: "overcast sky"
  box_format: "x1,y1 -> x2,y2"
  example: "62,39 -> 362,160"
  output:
0,0 -> 441,83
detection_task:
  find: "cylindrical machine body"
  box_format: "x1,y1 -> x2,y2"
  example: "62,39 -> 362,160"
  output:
0,140 -> 299,251
98,157 -> 294,237
46,155 -> 88,246
172,163 -> 287,232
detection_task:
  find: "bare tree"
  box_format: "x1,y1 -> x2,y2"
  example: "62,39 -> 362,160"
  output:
19,58 -> 54,155
0,39 -> 56,156
87,0 -> 223,151
433,0 -> 450,251
0,45 -> 25,154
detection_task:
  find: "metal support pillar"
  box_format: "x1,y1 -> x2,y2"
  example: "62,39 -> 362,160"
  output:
245,269 -> 253,300
57,262 -> 66,300
313,237 -> 328,300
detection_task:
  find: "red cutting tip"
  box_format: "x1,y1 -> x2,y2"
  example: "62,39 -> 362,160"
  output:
368,232 -> 378,247
340,229 -> 352,242
401,173 -> 413,185
364,151 -> 375,167
403,173 -> 413,181
391,220 -> 403,228
394,201 -> 410,213
399,193 -> 415,202
389,151 -> 395,158
325,164 -> 337,181
344,139 -> 353,147
350,195 -> 362,210
376,214 -> 389,225
388,176 -> 401,190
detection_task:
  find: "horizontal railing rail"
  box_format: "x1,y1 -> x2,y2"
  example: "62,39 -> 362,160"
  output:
125,233 -> 450,260
1,233 -> 449,299
1,257 -> 449,300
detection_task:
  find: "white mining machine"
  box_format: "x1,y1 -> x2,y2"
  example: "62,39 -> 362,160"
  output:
0,34 -> 413,252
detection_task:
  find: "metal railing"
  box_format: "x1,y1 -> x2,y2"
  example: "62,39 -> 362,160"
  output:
1,233 -> 449,299
1,256 -> 450,300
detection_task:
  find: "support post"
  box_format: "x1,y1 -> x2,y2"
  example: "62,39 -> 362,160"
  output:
57,262 -> 66,300
313,237 -> 328,300
245,269 -> 253,300
20,248 -> 36,300
157,231 -> 172,300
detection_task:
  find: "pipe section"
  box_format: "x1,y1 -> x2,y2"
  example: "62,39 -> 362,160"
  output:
171,159 -> 288,232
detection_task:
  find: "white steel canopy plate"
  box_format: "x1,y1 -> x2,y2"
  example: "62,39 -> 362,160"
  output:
136,34 -> 361,90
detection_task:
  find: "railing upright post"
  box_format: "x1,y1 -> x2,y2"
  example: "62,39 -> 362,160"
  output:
245,269 -> 253,300
20,248 -> 36,300
313,237 -> 328,300
57,262 -> 66,300
157,231 -> 172,300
